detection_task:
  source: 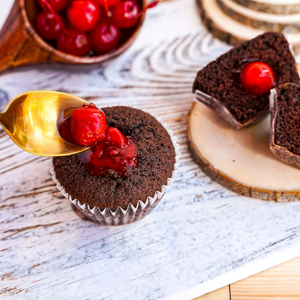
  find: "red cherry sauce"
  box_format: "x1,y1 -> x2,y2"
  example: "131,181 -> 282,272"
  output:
57,106 -> 138,177
57,107 -> 79,146
77,131 -> 138,177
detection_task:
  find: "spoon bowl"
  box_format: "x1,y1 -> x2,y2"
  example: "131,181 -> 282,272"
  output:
0,91 -> 89,156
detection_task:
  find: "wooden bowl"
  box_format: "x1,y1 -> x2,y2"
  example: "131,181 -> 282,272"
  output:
0,0 -> 146,74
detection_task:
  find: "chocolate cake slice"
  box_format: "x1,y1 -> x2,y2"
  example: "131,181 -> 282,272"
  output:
270,83 -> 300,169
193,32 -> 299,129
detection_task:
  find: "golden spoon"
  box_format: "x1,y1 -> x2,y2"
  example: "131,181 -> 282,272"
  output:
0,91 -> 89,157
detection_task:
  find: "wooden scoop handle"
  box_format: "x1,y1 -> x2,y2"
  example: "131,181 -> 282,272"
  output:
0,0 -> 60,74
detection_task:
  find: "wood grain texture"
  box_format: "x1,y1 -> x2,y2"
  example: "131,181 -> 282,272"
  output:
1,0 -> 300,299
231,257 -> 300,300
196,258 -> 300,300
194,286 -> 230,300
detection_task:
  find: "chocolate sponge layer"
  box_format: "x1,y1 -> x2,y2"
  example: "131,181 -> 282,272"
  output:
53,106 -> 175,211
274,84 -> 300,156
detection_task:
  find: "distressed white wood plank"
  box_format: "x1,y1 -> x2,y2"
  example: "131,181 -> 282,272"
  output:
1,1 -> 300,300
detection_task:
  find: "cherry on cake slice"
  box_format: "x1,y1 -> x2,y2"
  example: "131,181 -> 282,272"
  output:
193,32 -> 299,129
270,83 -> 300,169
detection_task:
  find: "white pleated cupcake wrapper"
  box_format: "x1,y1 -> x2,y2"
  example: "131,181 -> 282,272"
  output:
50,114 -> 180,226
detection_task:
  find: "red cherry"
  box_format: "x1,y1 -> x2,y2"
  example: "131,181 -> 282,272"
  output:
240,62 -> 275,96
36,0 -> 67,12
57,29 -> 91,56
106,127 -> 127,147
90,23 -> 121,53
67,0 -> 100,32
95,0 -> 120,7
36,12 -> 63,40
70,106 -> 107,146
112,1 -> 139,29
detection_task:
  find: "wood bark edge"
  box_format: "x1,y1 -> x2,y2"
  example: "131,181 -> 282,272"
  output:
232,0 -> 300,14
187,103 -> 300,202
218,0 -> 300,32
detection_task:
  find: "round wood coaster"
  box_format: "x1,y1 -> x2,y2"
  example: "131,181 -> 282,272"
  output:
188,101 -> 300,201
197,0 -> 300,54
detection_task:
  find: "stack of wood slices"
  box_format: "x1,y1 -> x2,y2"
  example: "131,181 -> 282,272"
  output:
197,0 -> 300,54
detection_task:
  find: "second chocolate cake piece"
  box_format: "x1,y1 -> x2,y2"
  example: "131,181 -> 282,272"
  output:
193,32 -> 299,129
270,83 -> 300,169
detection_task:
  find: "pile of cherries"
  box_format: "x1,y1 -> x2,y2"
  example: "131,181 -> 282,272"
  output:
35,0 -> 158,57
58,104 -> 138,177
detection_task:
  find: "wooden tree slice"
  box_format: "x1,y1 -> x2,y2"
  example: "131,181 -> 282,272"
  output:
197,0 -> 300,54
232,0 -> 300,14
218,0 -> 300,32
188,102 -> 300,202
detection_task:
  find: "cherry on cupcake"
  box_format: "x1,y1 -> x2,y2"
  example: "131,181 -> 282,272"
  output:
240,62 -> 275,96
36,12 -> 63,40
37,0 -> 67,12
70,106 -> 107,146
67,0 -> 100,32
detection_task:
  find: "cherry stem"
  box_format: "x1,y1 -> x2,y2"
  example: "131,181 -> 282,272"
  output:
40,0 -> 69,35
136,0 -> 159,18
102,0 -> 112,32
103,0 -> 112,18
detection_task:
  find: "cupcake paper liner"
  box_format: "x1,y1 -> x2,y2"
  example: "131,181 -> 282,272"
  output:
50,113 -> 180,226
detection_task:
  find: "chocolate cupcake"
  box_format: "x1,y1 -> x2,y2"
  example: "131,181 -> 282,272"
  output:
51,106 -> 180,225
193,32 -> 299,129
270,84 -> 300,169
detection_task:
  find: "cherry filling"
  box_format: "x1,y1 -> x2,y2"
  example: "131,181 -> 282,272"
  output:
57,105 -> 138,177
240,61 -> 276,96
77,129 -> 138,177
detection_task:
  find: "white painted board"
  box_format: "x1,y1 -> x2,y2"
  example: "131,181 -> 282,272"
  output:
1,1 -> 300,299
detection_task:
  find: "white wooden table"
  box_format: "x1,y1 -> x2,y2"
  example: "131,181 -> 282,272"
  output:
1,1 -> 300,299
